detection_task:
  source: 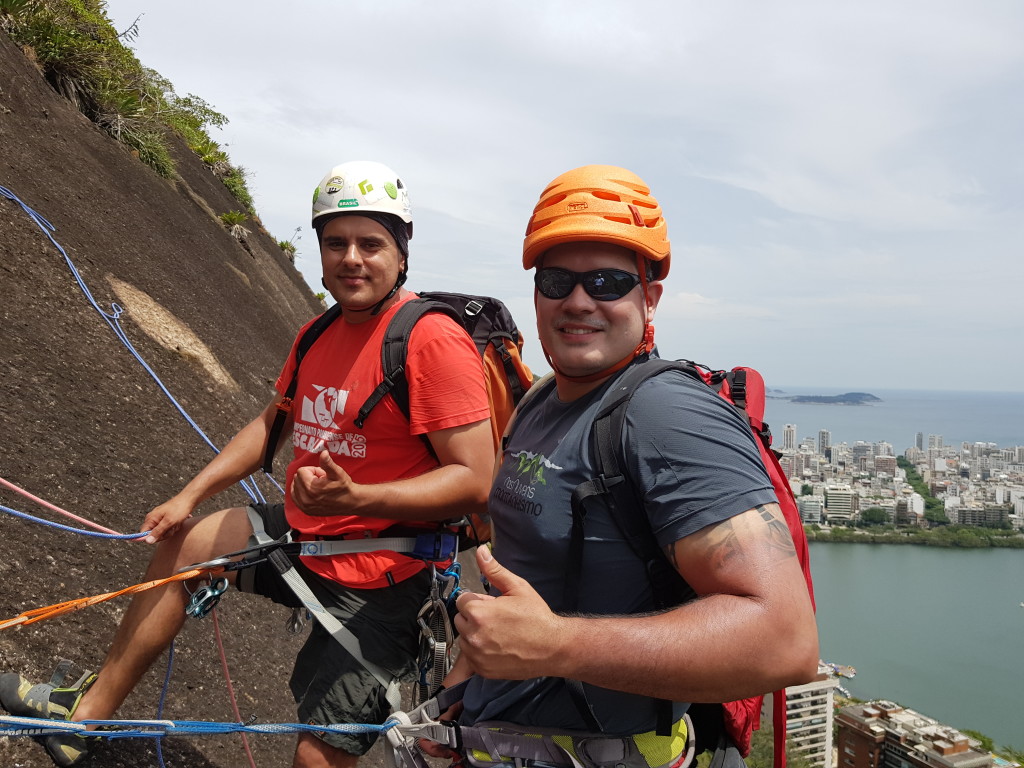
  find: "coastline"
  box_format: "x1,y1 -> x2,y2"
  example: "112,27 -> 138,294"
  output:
804,526 -> 1024,548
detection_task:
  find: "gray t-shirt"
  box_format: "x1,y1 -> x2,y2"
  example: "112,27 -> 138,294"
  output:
461,364 -> 778,735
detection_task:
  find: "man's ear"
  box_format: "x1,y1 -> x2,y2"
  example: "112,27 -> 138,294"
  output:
645,281 -> 664,321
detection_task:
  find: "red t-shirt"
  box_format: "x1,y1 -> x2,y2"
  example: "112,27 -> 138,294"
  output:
275,294 -> 490,588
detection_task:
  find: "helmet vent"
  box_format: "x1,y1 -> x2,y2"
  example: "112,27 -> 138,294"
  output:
592,190 -> 621,202
536,193 -> 568,212
632,198 -> 658,210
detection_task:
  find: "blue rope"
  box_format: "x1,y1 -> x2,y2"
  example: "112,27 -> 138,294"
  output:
155,641 -> 175,768
0,505 -> 149,540
0,715 -> 391,738
0,184 -> 273,507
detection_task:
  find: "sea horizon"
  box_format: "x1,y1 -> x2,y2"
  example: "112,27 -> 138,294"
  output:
772,384 -> 1024,396
763,387 -> 1024,450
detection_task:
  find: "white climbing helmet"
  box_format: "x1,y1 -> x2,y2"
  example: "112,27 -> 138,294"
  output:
311,160 -> 412,233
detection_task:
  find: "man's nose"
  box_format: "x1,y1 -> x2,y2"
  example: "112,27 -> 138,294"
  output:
561,281 -> 596,311
340,244 -> 362,265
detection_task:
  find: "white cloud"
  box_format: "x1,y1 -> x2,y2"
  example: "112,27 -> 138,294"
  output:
101,0 -> 1024,390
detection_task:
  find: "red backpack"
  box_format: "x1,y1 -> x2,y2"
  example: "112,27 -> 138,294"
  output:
563,357 -> 815,764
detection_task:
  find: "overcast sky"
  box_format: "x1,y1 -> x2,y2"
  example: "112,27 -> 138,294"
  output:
101,1 -> 1023,392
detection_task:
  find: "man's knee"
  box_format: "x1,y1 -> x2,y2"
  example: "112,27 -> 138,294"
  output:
176,506 -> 253,563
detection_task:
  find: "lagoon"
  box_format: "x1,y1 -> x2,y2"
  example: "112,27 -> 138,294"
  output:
810,542 -> 1024,748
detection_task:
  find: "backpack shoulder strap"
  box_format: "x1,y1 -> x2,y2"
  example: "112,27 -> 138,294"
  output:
262,304 -> 342,475
354,298 -> 461,428
563,358 -> 702,737
567,358 -> 700,609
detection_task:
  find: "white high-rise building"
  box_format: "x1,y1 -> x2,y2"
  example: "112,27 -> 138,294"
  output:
817,429 -> 831,456
797,495 -> 825,524
825,484 -> 857,521
763,673 -> 839,768
783,424 -> 797,452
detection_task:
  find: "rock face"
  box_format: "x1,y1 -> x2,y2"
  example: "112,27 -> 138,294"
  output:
0,29 -> 347,768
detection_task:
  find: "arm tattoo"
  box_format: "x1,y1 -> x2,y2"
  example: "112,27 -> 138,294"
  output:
666,503 -> 798,576
755,503 -> 798,560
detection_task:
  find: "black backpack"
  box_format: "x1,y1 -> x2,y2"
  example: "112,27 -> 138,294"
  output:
262,293 -> 533,475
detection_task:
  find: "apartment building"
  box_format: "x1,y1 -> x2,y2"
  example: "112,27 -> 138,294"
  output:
824,484 -> 858,522
764,674 -> 840,768
836,701 -> 991,768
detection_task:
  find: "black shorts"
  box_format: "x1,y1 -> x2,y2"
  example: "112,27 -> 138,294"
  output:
237,503 -> 430,755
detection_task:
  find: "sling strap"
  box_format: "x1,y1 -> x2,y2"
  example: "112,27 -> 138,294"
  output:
245,506 -> 404,711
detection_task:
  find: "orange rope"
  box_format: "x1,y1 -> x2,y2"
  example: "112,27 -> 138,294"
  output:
0,567 -> 223,631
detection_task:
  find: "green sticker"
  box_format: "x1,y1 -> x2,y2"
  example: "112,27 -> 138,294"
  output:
358,179 -> 373,195
312,187 -> 320,204
338,198 -> 359,208
385,182 -> 397,199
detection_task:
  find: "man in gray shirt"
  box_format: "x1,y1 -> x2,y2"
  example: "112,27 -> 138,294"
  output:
433,164 -> 818,768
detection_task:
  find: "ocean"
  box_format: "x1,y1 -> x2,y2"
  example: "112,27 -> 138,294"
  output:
763,387 -> 1024,451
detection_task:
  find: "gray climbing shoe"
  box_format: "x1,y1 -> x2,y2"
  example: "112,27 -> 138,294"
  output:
0,659 -> 98,766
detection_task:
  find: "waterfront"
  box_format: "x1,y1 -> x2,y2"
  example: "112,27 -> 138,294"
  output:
810,542 -> 1024,748
765,388 -> 1024,450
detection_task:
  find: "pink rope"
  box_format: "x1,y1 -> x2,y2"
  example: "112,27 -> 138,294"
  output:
211,607 -> 258,768
0,476 -> 121,535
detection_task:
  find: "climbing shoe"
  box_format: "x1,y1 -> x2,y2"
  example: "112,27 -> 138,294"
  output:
0,659 -> 98,766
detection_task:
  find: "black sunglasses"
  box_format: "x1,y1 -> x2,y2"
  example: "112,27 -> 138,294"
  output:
534,268 -> 642,302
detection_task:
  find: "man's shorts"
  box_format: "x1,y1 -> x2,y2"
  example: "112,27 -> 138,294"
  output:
236,503 -> 430,755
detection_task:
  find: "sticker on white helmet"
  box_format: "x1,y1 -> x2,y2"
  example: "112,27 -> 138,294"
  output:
357,178 -> 386,205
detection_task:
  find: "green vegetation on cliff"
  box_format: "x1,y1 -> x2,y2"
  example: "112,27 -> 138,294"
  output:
0,0 -> 255,211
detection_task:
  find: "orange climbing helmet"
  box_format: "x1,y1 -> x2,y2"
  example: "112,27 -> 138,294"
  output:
522,165 -> 671,279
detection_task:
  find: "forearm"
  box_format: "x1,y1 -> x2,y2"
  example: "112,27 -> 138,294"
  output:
457,510 -> 819,704
338,463 -> 490,522
549,590 -> 818,703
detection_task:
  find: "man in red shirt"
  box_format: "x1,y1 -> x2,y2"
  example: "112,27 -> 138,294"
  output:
0,161 -> 495,768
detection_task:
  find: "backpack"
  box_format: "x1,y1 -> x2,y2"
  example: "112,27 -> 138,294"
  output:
558,356 -> 815,765
263,292 -> 533,541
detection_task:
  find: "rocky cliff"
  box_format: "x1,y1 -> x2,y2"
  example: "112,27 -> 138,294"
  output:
0,28 -> 343,767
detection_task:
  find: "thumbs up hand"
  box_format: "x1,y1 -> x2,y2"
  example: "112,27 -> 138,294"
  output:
291,450 -> 364,516
454,546 -> 567,680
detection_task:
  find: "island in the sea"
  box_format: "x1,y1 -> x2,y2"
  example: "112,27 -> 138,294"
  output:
785,392 -> 881,405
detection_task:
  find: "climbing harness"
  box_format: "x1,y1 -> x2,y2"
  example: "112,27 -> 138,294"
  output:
382,681 -> 696,768
237,507 -> 460,712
